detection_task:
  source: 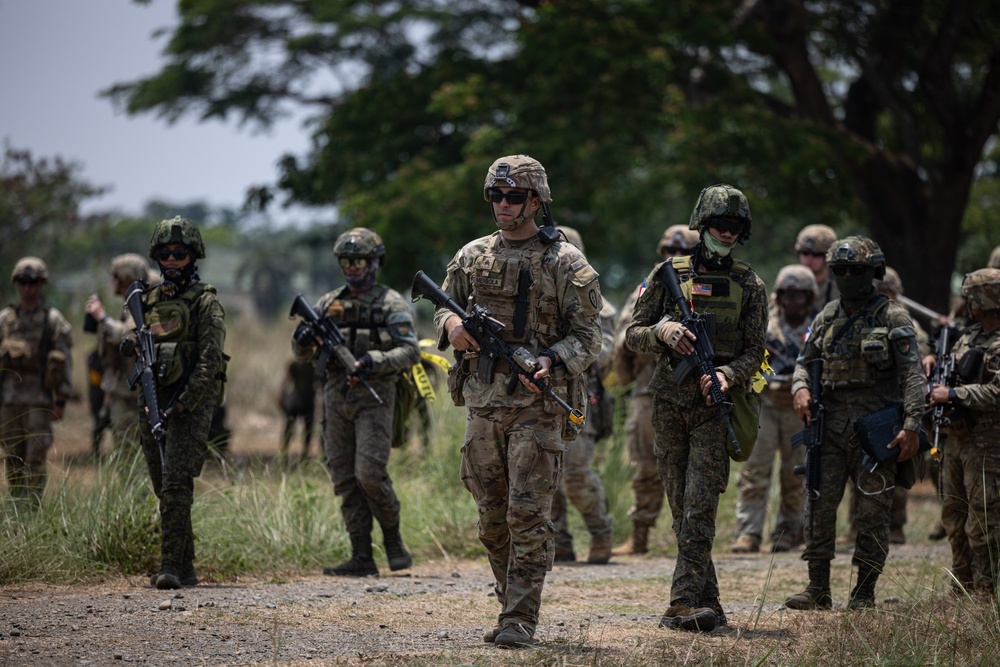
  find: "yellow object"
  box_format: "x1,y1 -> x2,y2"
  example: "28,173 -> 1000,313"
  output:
751,350 -> 774,394
411,361 -> 435,401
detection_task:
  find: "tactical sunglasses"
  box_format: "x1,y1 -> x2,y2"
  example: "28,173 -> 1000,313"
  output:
486,188 -> 530,205
798,250 -> 826,258
339,257 -> 369,269
831,264 -> 867,277
155,247 -> 192,261
662,246 -> 687,256
16,277 -> 41,286
707,218 -> 744,236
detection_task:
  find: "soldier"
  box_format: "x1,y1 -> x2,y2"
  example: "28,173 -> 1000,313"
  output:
85,253 -> 152,455
0,257 -> 73,503
120,218 -> 227,589
795,224 -> 840,311
277,358 -> 317,467
549,226 -> 615,565
612,224 -> 699,555
989,245 -> 1000,270
434,155 -> 602,648
927,268 -> 1000,595
731,264 -> 817,554
784,236 -> 923,611
292,227 -> 419,577
625,185 -> 768,632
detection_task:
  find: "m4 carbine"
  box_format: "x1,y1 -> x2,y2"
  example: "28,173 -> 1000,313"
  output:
124,281 -> 167,475
928,325 -> 958,460
791,358 -> 824,541
410,270 -> 584,425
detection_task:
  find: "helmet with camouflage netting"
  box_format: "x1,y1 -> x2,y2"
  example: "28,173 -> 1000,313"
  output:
109,253 -> 150,285
826,235 -> 886,279
658,225 -> 700,257
688,184 -> 752,240
149,216 -> 205,259
795,224 -> 837,255
333,227 -> 386,266
11,256 -> 49,283
483,155 -> 551,203
774,264 -> 818,295
962,268 -> 1000,314
874,266 -> 904,296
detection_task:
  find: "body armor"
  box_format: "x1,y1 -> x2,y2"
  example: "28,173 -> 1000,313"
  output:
323,285 -> 395,362
817,296 -> 896,388
669,255 -> 748,361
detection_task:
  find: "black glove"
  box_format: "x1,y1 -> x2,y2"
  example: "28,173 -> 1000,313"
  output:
293,322 -> 316,347
119,336 -> 136,357
353,353 -> 374,378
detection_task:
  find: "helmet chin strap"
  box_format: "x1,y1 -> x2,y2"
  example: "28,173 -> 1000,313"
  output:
492,202 -> 530,231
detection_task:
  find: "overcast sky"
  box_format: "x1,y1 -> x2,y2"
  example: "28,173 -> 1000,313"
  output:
0,0 -> 311,221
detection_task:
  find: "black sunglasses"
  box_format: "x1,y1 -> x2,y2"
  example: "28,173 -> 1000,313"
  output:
16,277 -> 41,286
486,188 -> 530,205
155,247 -> 192,261
831,264 -> 867,277
798,250 -> 826,258
707,218 -> 744,236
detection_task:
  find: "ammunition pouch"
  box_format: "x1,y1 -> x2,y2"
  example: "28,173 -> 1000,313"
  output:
0,338 -> 33,372
956,348 -> 984,384
447,357 -> 469,407
43,349 -> 67,391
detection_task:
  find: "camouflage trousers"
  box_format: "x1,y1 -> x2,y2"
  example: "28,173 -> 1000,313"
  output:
624,393 -> 664,527
734,397 -> 804,543
653,396 -> 730,609
107,393 -> 142,453
551,428 -> 614,552
461,405 -> 563,634
800,405 -> 896,572
1,403 -> 53,503
139,399 -> 213,572
323,379 -> 400,536
941,435 -> 1000,593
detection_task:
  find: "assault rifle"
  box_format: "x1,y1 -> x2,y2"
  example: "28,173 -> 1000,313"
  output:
657,262 -> 741,457
410,270 -> 585,425
791,358 -> 824,541
124,281 -> 167,475
928,324 -> 958,460
289,295 -> 382,404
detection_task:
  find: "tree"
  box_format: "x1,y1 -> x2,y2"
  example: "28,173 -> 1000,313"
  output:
108,1 -> 1000,308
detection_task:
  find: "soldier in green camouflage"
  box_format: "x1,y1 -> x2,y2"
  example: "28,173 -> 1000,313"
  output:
927,268 -> 1000,595
122,217 -> 227,590
795,224 -> 840,311
434,155 -> 602,648
626,185 -> 768,632
785,236 -> 924,611
0,257 -> 73,503
612,224 -> 699,555
293,227 -> 419,578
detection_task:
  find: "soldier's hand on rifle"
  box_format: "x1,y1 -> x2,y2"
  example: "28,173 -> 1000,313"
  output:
793,388 -> 812,422
699,371 -> 729,405
922,354 -> 937,377
347,353 -> 374,388
518,352 -> 553,394
445,315 -> 480,352
293,322 -> 320,348
927,384 -> 953,406
655,319 -> 696,356
119,336 -> 137,357
888,428 -> 919,461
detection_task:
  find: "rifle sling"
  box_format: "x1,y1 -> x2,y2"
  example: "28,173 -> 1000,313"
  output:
512,268 -> 531,339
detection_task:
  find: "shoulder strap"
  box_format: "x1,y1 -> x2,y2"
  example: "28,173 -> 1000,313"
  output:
39,305 -> 53,359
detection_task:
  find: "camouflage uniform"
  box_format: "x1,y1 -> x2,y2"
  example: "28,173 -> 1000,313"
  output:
129,218 -> 227,588
278,358 -> 317,464
795,224 -> 840,311
0,257 -> 73,502
626,185 -> 768,630
786,237 -> 925,610
936,269 -> 1000,593
434,155 -> 602,644
294,228 -> 420,577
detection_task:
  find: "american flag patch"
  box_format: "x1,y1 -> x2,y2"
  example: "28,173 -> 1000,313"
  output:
691,283 -> 713,296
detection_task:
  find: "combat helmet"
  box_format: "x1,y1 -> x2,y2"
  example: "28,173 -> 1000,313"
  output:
988,245 -> 1000,270
11,257 -> 49,283
962,268 -> 1000,314
658,225 -> 700,257
795,224 -> 837,255
149,216 -> 205,259
874,266 -> 904,296
109,253 -> 151,285
484,155 -> 551,203
688,184 -> 752,240
557,226 -> 585,254
774,264 -> 818,295
826,235 -> 886,279
333,227 -> 386,266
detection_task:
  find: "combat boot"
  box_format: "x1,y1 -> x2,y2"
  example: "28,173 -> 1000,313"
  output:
482,625 -> 503,643
785,560 -> 832,610
383,528 -> 413,571
848,564 -> 878,610
323,533 -> 379,577
612,523 -> 649,555
587,532 -> 613,564
554,545 -> 576,562
730,533 -> 761,553
658,604 -> 718,632
493,622 -> 534,648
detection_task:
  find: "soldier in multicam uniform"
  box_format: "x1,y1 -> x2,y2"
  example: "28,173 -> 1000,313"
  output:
626,185 -> 768,633
927,268 -> 1000,595
0,257 -> 73,503
434,155 -> 602,648
85,254 -> 153,454
121,218 -> 227,589
293,227 -> 419,578
784,236 -> 924,611
795,224 -> 840,311
612,224 -> 699,555
549,226 -> 616,565
731,264 -> 817,554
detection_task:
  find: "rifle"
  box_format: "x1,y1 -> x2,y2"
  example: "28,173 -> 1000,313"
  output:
791,358 -> 824,541
410,270 -> 585,425
765,334 -> 801,382
124,281 -> 167,475
657,261 -> 741,457
289,294 -> 383,405
928,324 -> 957,460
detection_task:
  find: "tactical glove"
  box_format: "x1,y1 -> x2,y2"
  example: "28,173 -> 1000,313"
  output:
119,336 -> 136,357
293,322 -> 317,347
656,319 -> 688,350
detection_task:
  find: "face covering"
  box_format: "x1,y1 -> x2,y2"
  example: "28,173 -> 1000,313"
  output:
158,263 -> 198,297
343,258 -> 379,292
702,232 -> 735,262
834,270 -> 876,304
